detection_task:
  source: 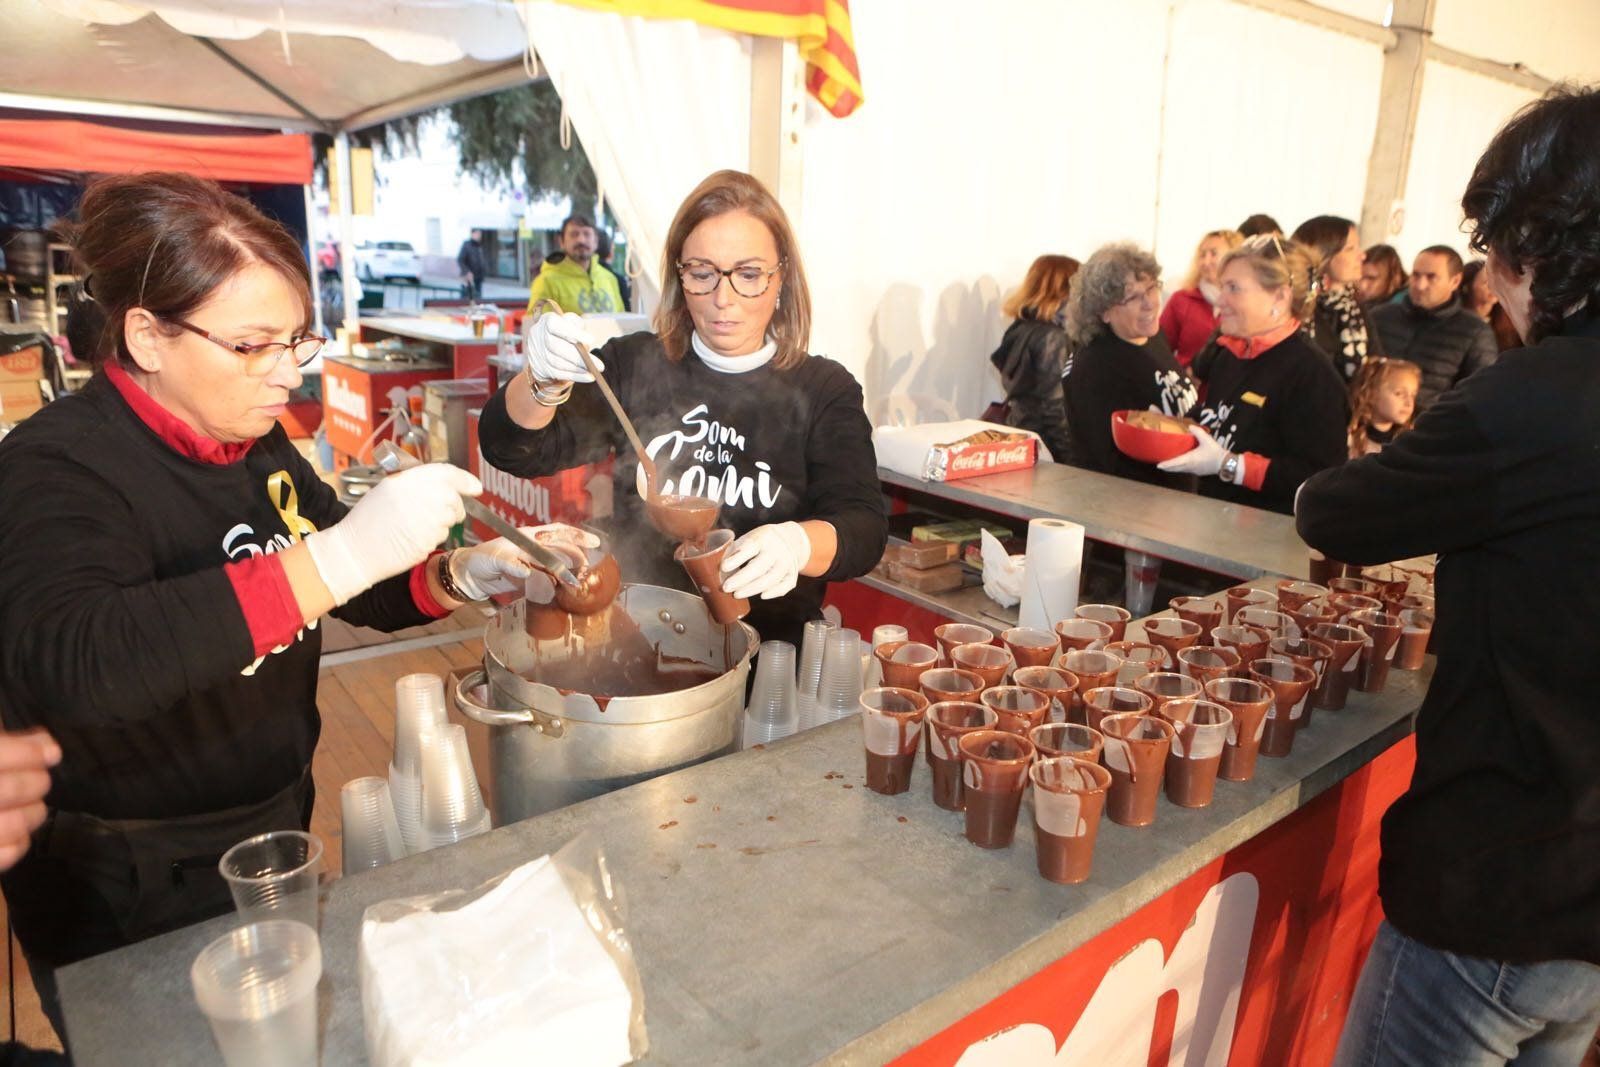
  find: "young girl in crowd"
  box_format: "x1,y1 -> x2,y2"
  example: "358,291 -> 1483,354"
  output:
1347,357 -> 1421,457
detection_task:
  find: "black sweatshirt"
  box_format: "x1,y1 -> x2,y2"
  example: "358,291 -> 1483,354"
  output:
0,374 -> 429,819
1063,329 -> 1198,493
478,333 -> 888,649
1191,331 -> 1349,513
1296,313 -> 1600,965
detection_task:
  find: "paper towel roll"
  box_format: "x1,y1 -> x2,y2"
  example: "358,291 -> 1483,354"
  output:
1018,518 -> 1085,630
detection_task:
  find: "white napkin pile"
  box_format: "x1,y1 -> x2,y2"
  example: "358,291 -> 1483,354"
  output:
361,854 -> 635,1067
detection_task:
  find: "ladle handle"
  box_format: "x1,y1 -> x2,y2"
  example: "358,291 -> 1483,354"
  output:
574,340 -> 659,498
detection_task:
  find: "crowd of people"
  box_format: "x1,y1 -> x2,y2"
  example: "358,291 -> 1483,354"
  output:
992,210 -> 1521,510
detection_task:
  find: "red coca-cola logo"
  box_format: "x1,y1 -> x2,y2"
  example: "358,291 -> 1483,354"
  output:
946,441 -> 1034,474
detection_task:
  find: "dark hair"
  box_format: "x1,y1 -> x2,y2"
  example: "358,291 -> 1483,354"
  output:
1363,244 -> 1406,302
656,170 -> 811,370
1461,259 -> 1487,297
1237,214 -> 1283,238
595,228 -> 614,261
1463,85 -> 1600,342
560,214 -> 596,236
1291,215 -> 1356,280
57,172 -> 311,365
1417,244 -> 1464,276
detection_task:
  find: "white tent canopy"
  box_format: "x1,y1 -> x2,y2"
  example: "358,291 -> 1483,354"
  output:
6,0 -> 1598,416
5,0 -> 532,131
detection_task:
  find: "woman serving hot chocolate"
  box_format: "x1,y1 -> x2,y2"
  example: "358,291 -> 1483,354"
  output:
478,171 -> 888,649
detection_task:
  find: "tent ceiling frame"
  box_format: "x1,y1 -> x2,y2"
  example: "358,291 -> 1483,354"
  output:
0,90 -> 325,133
196,37 -> 323,126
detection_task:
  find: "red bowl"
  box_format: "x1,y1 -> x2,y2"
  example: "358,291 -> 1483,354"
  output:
1110,410 -> 1199,464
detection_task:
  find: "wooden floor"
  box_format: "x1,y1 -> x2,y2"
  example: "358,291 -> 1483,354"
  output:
0,607 -> 496,1054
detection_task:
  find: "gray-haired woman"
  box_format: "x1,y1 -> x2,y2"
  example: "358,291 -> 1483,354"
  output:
1063,242 -> 1198,491
1061,242 -> 1198,613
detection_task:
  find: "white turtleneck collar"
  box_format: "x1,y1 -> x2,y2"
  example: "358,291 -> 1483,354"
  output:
692,331 -> 776,374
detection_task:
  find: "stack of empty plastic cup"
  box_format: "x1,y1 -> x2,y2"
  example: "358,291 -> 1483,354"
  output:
796,619 -> 835,731
813,627 -> 864,725
339,777 -> 404,874
390,673 -> 448,855
191,919 -> 322,1067
420,723 -> 492,849
743,640 -> 799,748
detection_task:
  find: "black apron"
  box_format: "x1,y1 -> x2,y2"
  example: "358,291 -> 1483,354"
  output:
0,769 -> 313,970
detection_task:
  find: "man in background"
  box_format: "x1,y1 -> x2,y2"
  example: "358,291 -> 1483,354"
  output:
526,214 -> 622,314
456,228 -> 487,301
1370,245 -> 1498,411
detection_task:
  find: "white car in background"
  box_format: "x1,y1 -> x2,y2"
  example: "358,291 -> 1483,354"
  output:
354,241 -> 421,283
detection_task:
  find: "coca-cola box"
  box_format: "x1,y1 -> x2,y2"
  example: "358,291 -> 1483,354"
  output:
928,433 -> 1038,482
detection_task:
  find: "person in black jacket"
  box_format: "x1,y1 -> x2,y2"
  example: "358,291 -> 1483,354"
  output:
1304,86 -> 1600,1067
0,174 -> 547,1044
989,254 -> 1078,462
1369,245 -> 1498,411
479,170 -> 887,650
1292,215 -> 1381,383
1160,235 -> 1347,513
456,228 -> 487,300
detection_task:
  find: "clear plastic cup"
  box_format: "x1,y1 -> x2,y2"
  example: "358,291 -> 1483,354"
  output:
980,684 -> 1051,736
864,625 -> 908,688
925,701 -> 998,811
797,619 -> 835,700
1134,670 -> 1205,713
744,640 -> 799,748
1224,586 -> 1274,623
933,623 -> 994,664
219,831 -> 323,931
1099,712 -> 1175,827
875,640 -> 940,689
1176,644 -> 1240,687
1075,603 -> 1132,642
1081,685 -> 1153,732
1104,641 -> 1165,685
191,919 -> 321,1067
1142,616 -> 1203,669
860,686 -> 929,795
393,674 -> 448,777
1158,698 -> 1233,808
1011,665 -> 1079,724
950,642 -> 1014,689
1031,757 -> 1112,884
1028,721 -> 1104,763
1235,607 -> 1301,642
420,724 -> 490,848
392,674 -> 448,856
339,777 -> 404,874
1001,626 -> 1060,669
1124,551 -> 1162,617
1054,617 -> 1114,653
814,628 -> 865,724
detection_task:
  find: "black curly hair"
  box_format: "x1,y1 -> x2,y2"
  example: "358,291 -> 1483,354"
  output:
1461,85 -> 1600,343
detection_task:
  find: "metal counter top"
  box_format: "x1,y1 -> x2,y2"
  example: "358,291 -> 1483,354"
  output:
882,463 -> 1310,580
359,315 -> 502,346
59,623 -> 1425,1065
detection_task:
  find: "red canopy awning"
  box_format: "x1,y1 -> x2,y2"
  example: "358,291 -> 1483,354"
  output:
0,114 -> 312,185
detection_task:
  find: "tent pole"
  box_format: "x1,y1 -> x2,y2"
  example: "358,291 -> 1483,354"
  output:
748,36 -> 805,230
335,132 -> 362,349
303,182 -> 325,341
1359,0 -> 1437,248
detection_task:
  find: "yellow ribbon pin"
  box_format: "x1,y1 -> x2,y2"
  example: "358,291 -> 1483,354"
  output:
267,471 -> 319,542
1241,391 -> 1267,408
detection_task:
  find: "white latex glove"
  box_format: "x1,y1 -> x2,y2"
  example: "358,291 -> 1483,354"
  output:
452,523 -> 602,603
720,522 -> 812,600
1156,424 -> 1228,477
523,311 -> 602,383
305,464 -> 481,606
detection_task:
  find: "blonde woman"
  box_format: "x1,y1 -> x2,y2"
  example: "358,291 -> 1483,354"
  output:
1158,235 -> 1348,513
1160,229 -> 1242,369
989,254 -> 1078,461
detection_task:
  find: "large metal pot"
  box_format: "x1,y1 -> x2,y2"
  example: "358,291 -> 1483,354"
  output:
454,584 -> 757,825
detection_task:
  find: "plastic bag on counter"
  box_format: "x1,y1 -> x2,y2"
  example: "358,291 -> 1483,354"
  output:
360,833 -> 646,1067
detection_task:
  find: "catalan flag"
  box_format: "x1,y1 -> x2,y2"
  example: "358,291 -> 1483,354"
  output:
545,0 -> 863,117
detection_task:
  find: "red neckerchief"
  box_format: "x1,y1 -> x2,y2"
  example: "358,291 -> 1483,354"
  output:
104,362 -> 256,465
1217,318 -> 1301,360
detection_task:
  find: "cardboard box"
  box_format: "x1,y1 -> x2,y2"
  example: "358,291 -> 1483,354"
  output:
927,431 -> 1037,482
0,345 -> 46,385
0,379 -> 44,420
910,518 -> 1015,547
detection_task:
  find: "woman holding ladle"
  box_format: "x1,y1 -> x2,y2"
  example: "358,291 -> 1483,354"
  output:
478,170 -> 887,649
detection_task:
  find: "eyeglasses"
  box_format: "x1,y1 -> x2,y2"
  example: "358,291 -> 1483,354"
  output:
167,317 -> 325,375
676,259 -> 784,298
1118,280 -> 1163,307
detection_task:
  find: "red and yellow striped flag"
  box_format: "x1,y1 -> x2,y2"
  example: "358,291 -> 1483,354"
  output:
547,0 -> 862,117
